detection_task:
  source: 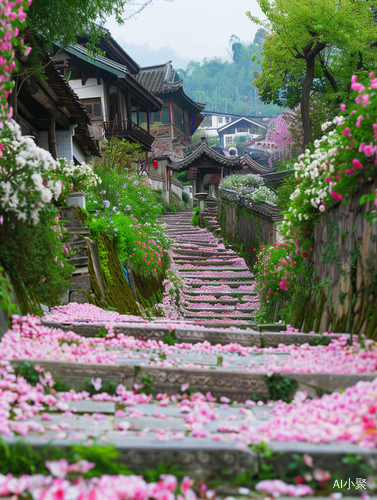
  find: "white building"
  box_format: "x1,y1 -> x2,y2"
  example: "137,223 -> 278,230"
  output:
199,112 -> 267,147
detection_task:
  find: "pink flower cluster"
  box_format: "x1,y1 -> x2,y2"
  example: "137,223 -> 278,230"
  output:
244,378 -> 377,447
0,0 -> 31,128
0,461 -> 198,500
256,479 -> 313,497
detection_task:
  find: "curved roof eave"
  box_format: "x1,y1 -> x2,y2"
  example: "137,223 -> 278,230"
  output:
172,142 -> 240,170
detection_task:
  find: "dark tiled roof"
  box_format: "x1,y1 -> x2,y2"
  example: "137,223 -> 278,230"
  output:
136,62 -> 205,113
136,61 -> 177,93
172,141 -> 240,170
62,44 -> 162,110
239,155 -> 275,174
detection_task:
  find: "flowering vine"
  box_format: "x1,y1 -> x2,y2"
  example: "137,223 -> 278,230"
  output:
0,0 -> 31,126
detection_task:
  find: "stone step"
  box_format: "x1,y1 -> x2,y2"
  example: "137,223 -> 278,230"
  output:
66,227 -> 90,235
185,281 -> 255,288
177,266 -> 249,272
181,274 -> 254,280
185,298 -> 257,304
173,254 -> 236,261
172,249 -> 231,256
39,319 -> 350,347
185,306 -> 256,312
173,259 -> 242,265
67,255 -> 89,267
71,265 -> 89,275
65,238 -> 87,250
186,313 -> 255,319
65,219 -> 84,228
184,289 -> 257,296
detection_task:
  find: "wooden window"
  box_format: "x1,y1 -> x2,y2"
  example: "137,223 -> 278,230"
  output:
218,116 -> 223,124
81,98 -> 103,121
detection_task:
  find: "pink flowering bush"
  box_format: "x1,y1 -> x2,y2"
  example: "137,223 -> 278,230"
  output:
253,242 -> 308,320
0,0 -> 31,125
326,72 -> 377,220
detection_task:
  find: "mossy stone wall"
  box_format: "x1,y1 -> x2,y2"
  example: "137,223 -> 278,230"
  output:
218,200 -> 276,268
294,179 -> 377,338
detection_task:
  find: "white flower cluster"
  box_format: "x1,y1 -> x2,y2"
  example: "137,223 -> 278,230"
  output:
320,115 -> 345,131
281,126 -> 341,236
61,161 -> 101,190
220,173 -> 265,190
251,185 -> 279,205
220,173 -> 278,206
0,120 -> 61,224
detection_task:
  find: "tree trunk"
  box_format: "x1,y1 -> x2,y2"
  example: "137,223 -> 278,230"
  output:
300,41 -> 326,148
301,54 -> 315,148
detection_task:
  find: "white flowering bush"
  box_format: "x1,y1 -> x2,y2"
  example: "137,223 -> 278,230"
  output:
0,120 -> 61,224
281,127 -> 341,236
58,160 -> 101,193
220,173 -> 265,190
220,173 -> 279,206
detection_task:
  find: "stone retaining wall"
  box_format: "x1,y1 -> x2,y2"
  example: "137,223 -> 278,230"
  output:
296,179 -> 377,337
218,198 -> 277,267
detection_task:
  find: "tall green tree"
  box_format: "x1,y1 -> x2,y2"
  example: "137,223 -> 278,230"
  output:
26,0 -> 126,50
177,38 -> 281,116
247,0 -> 377,146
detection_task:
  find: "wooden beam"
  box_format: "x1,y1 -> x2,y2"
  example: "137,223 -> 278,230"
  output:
48,109 -> 57,159
136,101 -> 140,125
39,80 -> 72,118
146,110 -> 150,133
17,98 -> 33,120
21,77 -> 71,129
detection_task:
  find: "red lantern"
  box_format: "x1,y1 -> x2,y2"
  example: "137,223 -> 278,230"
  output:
153,160 -> 158,169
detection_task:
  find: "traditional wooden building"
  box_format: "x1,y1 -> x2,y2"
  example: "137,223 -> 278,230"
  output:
172,138 -> 275,198
135,62 -> 206,147
53,33 -> 163,151
14,35 -> 99,162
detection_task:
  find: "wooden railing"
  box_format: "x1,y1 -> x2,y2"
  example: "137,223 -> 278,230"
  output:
103,120 -> 155,148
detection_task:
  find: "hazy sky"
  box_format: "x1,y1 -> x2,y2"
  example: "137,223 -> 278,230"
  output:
105,0 -> 265,69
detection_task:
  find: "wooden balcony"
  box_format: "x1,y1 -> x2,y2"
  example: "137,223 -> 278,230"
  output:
103,120 -> 155,150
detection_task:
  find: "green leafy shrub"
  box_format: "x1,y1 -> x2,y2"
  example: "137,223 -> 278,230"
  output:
265,373 -> 298,402
191,205 -> 201,226
0,210 -> 74,307
85,170 -> 169,276
84,379 -> 118,396
182,191 -> 189,204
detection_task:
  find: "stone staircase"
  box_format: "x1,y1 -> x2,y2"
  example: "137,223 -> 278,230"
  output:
60,207 -> 92,302
158,211 -> 257,328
